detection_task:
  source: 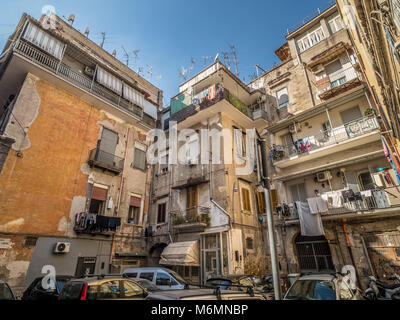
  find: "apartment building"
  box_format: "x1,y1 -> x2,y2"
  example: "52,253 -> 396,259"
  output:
147,62 -> 271,284
247,2 -> 400,289
0,13 -> 162,293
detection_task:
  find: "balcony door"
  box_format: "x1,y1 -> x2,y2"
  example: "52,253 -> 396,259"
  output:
98,128 -> 118,166
340,106 -> 362,125
186,186 -> 198,221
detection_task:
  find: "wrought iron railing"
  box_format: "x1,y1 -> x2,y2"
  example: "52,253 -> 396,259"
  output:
14,40 -> 148,121
171,207 -> 211,226
283,186 -> 400,221
88,148 -> 124,173
271,116 -> 380,163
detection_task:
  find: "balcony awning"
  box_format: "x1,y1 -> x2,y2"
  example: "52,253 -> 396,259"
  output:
159,241 -> 200,267
308,42 -> 352,70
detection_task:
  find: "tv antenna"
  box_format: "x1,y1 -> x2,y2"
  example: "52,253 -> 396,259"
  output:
230,45 -> 239,77
202,56 -> 209,66
156,74 -> 162,81
137,67 -> 144,77
189,57 -> 196,73
133,50 -> 140,66
147,65 -> 153,78
83,27 -> 89,37
67,14 -> 75,26
121,46 -> 130,66
223,52 -> 231,68
179,66 -> 188,81
99,32 -> 107,48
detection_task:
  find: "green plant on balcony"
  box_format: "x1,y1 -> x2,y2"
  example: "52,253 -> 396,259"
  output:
364,107 -> 376,117
270,145 -> 285,161
173,214 -> 186,226
228,92 -> 248,116
199,213 -> 211,227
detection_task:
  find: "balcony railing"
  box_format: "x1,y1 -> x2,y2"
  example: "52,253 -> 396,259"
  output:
271,116 -> 380,163
283,186 -> 400,221
74,212 -> 121,234
88,148 -> 124,174
14,40 -> 148,122
318,66 -> 363,100
170,86 -> 250,123
172,207 -> 211,227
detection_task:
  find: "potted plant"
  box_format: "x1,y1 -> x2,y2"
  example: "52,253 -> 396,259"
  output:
270,145 -> 285,161
364,107 -> 376,118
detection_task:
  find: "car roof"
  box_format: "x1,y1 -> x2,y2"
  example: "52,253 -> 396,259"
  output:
297,274 -> 336,281
67,276 -> 129,285
147,289 -> 236,299
123,267 -> 173,273
207,275 -> 251,281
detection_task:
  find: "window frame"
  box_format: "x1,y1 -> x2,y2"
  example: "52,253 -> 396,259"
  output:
241,187 -> 252,213
133,143 -> 147,171
157,203 -> 167,224
276,87 -> 290,109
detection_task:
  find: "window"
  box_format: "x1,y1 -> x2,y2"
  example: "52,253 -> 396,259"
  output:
122,280 -> 144,298
358,171 -> 375,191
328,15 -> 344,34
156,273 -> 171,286
160,154 -> 169,174
241,188 -> 251,213
233,127 -> 247,158
139,273 -> 154,282
290,183 -> 307,202
89,185 -> 108,215
98,281 -> 121,299
133,147 -> 147,171
297,27 -> 326,52
128,196 -> 141,224
187,186 -> 198,216
322,121 -> 332,133
98,128 -> 119,166
257,192 -> 266,214
276,87 -> 289,109
187,135 -> 199,164
157,203 -> 167,224
246,237 -> 254,250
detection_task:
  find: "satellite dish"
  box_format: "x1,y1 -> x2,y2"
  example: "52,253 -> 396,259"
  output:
342,265 -> 357,290
214,53 -> 220,62
68,14 -> 75,25
84,27 -> 89,37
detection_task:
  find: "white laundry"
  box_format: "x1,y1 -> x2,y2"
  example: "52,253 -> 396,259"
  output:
296,201 -> 325,237
307,197 -> 328,214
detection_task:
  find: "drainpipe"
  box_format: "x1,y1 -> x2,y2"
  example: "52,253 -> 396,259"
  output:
109,127 -> 131,271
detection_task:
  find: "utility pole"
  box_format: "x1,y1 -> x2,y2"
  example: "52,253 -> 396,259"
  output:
256,131 -> 282,300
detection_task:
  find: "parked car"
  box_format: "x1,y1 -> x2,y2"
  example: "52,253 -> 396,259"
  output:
284,273 -> 365,300
135,278 -> 161,292
59,275 -> 149,300
123,267 -> 187,290
0,281 -> 16,300
146,288 -> 267,300
22,275 -> 75,300
206,275 -> 274,300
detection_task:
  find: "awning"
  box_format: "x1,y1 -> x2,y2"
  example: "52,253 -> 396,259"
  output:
159,241 -> 199,267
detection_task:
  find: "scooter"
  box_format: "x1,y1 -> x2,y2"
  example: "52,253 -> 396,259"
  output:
365,274 -> 400,300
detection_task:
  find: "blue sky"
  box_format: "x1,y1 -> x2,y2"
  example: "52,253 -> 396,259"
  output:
1,0 -> 327,106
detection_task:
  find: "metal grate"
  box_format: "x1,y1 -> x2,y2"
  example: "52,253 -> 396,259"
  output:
295,236 -> 334,273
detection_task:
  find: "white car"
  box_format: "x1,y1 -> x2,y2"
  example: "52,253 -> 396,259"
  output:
123,267 -> 187,290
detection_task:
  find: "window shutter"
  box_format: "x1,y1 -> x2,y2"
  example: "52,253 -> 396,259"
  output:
234,128 -> 243,157
96,67 -> 123,95
130,196 -> 142,207
92,186 -> 108,201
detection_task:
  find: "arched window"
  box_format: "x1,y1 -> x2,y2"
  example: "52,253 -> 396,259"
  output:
295,235 -> 334,273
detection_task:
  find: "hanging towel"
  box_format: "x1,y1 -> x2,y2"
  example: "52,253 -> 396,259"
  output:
307,197 -> 328,214
208,84 -> 217,100
296,201 -> 325,237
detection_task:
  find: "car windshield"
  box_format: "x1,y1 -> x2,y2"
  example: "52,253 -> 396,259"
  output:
137,279 -> 160,292
0,283 -> 14,300
168,270 -> 186,285
285,280 -> 336,300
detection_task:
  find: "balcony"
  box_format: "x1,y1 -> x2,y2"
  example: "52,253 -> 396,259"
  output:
88,148 -> 124,174
282,186 -> 400,222
271,116 -> 380,168
318,66 -> 363,101
172,207 -> 211,233
170,86 -> 251,124
13,40 -> 152,123
74,213 -> 121,235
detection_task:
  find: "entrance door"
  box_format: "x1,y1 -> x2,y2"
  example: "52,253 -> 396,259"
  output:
295,235 -> 335,273
75,257 -> 97,277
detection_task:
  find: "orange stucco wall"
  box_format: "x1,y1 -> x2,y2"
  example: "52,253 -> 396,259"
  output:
0,78 -> 107,235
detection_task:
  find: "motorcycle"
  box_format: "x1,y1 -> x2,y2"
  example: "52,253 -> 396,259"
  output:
365,274 -> 400,300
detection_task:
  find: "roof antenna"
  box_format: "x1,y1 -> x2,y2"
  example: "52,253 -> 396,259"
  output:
67,14 -> 75,26
121,46 -> 130,66
214,53 -> 220,63
99,32 -> 107,48
84,27 -> 89,37
133,50 -> 140,66
230,44 -> 239,77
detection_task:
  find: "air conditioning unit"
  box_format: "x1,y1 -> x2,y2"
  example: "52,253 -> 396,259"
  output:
289,123 -> 302,134
317,171 -> 332,182
84,66 -> 95,77
54,242 -> 71,254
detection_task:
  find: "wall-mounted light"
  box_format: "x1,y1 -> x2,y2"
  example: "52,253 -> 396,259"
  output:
233,182 -> 238,193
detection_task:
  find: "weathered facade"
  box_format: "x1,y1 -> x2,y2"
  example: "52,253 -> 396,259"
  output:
247,2 -> 400,290
147,62 -> 271,284
0,13 -> 162,295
